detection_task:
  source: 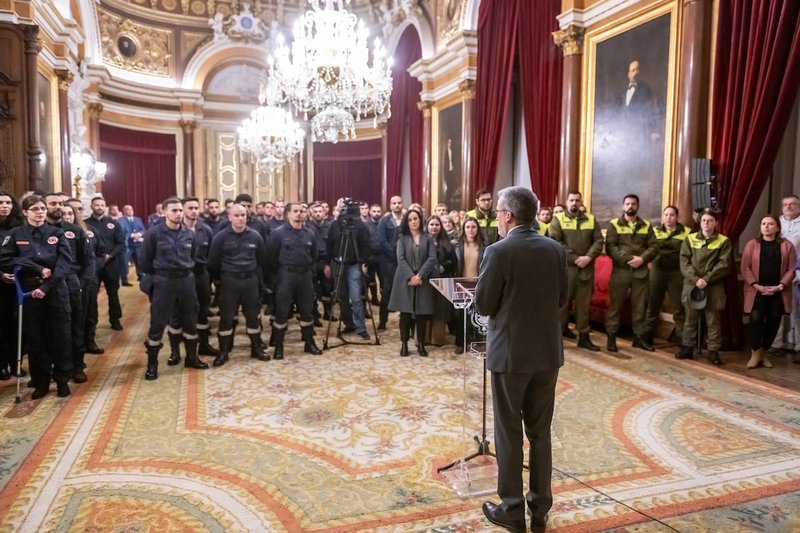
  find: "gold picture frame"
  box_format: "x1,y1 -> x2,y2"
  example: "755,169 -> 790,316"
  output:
580,0 -> 681,223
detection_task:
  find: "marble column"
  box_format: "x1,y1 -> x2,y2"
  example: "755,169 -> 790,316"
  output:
180,119 -> 196,196
22,25 -> 43,191
417,100 -> 434,212
56,69 -> 73,193
674,0 -> 711,224
552,25 -> 585,204
459,79 -> 476,211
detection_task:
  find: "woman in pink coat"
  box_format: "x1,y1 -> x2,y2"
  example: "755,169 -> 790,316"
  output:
741,214 -> 797,368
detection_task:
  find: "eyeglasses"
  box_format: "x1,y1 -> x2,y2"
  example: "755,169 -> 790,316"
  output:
26,206 -> 47,212
492,209 -> 509,217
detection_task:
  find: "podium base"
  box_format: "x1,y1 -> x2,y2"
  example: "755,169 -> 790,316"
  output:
439,455 -> 498,498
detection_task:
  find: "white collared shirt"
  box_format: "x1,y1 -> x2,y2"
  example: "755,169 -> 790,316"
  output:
780,214 -> 800,253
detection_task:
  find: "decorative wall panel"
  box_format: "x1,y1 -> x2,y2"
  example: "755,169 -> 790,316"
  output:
98,9 -> 173,76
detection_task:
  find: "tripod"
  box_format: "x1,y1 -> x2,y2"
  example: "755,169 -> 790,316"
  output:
322,222 -> 380,349
438,303 -> 494,472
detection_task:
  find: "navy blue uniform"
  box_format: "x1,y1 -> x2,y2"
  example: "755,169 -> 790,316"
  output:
0,223 -> 74,393
309,219 -> 332,319
48,220 -> 91,378
140,222 -> 199,347
85,215 -> 124,329
0,216 -> 21,378
376,214 -> 402,327
207,226 -> 268,364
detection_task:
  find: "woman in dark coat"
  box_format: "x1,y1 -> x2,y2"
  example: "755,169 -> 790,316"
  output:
388,208 -> 437,357
427,215 -> 457,345
452,217 -> 486,353
0,190 -> 22,380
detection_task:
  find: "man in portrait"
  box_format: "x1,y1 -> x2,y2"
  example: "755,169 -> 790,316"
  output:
441,137 -> 461,209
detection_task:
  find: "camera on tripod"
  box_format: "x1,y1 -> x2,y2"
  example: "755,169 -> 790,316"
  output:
338,198 -> 362,230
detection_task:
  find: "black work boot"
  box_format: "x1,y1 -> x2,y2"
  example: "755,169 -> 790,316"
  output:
577,333 -> 600,352
607,335 -> 618,352
302,326 -> 322,355
416,317 -> 429,357
198,329 -> 219,357
56,380 -> 71,397
249,334 -> 270,361
144,342 -> 161,380
167,332 -> 182,365
676,345 -> 694,359
213,335 -> 231,367
73,353 -> 88,383
184,339 -> 209,369
707,350 -> 723,366
399,314 -> 411,357
632,335 -> 655,352
272,328 -> 286,360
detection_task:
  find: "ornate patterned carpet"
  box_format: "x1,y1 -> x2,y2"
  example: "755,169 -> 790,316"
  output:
1,289 -> 799,532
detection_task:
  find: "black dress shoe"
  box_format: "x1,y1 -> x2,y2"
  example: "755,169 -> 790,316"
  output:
56,381 -> 71,397
0,368 -> 10,381
482,501 -> 526,533
676,346 -> 694,359
417,343 -> 428,357
110,321 -> 123,331
562,328 -> 577,339
400,342 -> 409,357
708,350 -> 723,366
377,323 -> 387,331
577,333 -> 601,352
86,343 -> 105,354
340,325 -> 356,334
72,370 -> 88,383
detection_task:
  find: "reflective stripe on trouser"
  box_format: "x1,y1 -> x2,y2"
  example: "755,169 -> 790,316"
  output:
148,274 -> 198,344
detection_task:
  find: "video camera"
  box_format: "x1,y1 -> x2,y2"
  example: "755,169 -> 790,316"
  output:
338,198 -> 362,229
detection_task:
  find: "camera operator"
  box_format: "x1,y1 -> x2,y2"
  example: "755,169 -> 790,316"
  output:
325,199 -> 372,340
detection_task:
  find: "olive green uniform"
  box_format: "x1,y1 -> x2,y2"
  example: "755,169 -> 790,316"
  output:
646,224 -> 691,341
549,211 -> 604,334
605,216 -> 658,336
679,231 -> 732,352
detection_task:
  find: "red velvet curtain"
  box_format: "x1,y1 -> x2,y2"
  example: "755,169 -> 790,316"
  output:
313,139 -> 383,205
385,26 -> 423,206
518,0 -> 563,206
712,0 -> 800,349
473,0 -> 518,193
473,0 -> 562,199
99,123 -> 177,223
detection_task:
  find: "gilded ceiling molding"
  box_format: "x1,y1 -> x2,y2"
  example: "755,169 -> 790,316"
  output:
552,25 -> 585,56
416,100 -> 434,117
557,0 -> 641,29
98,9 -> 173,77
436,0 -> 464,43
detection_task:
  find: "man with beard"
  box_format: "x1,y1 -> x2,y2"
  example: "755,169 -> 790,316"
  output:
45,194 -> 91,382
604,194 -> 658,352
85,196 -> 125,332
375,196 -> 404,330
366,203 -> 383,306
201,198 -> 223,233
548,191 -> 604,352
309,203 -> 332,324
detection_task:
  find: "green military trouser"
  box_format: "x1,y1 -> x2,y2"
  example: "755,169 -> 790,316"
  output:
645,266 -> 685,340
561,266 -> 594,334
606,267 -> 649,336
682,304 -> 722,351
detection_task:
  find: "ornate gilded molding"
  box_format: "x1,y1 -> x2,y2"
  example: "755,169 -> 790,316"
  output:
98,9 -> 173,76
56,70 -> 74,91
436,0 -> 463,43
416,100 -> 434,118
552,26 -> 585,56
87,103 -> 104,118
22,25 -> 41,54
375,0 -> 425,39
458,79 -> 475,100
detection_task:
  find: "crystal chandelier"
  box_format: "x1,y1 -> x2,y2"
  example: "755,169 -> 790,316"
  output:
237,80 -> 305,171
268,0 -> 393,143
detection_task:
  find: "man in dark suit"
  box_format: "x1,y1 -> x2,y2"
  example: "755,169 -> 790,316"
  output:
475,186 -> 567,533
118,204 -> 145,284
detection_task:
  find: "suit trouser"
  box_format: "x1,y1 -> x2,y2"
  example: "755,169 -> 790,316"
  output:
378,260 -> 396,325
682,303 -> 722,352
606,268 -> 649,336
25,283 -> 73,387
560,266 -> 594,334
491,369 -> 559,523
148,274 -> 198,345
645,267 -> 685,340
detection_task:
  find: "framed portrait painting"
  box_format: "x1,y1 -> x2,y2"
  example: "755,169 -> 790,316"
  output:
581,1 -> 679,223
435,102 -> 463,211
